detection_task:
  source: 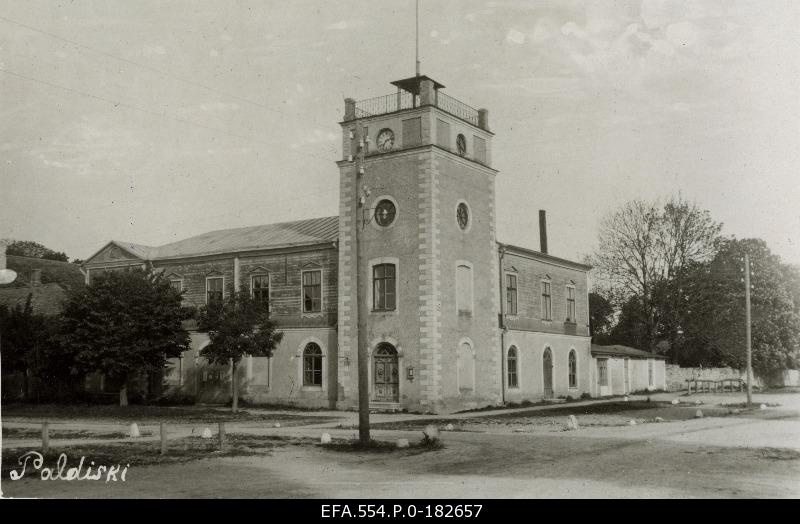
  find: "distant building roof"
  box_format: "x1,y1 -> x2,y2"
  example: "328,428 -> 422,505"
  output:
86,216 -> 339,265
591,344 -> 667,360
3,255 -> 85,291
498,242 -> 592,271
0,283 -> 68,316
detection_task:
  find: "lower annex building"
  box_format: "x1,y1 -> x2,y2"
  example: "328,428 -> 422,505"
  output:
83,74 -> 665,413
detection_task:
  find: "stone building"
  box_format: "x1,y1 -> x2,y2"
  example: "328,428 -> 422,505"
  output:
82,73 -> 648,413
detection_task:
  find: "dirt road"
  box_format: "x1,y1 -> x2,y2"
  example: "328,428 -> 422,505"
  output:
3,407 -> 799,498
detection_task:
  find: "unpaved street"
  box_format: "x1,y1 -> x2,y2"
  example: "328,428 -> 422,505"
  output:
3,394 -> 799,498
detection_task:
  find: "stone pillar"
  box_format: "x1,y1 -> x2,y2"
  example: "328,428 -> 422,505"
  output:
478,108 -> 490,131
420,79 -> 435,106
344,98 -> 356,121
233,256 -> 240,292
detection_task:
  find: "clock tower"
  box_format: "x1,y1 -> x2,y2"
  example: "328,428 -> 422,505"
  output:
336,75 -> 501,413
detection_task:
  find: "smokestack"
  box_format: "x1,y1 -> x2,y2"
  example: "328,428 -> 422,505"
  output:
539,210 -> 548,254
30,269 -> 42,287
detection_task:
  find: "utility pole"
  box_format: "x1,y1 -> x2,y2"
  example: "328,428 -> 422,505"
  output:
744,253 -> 753,408
354,124 -> 370,444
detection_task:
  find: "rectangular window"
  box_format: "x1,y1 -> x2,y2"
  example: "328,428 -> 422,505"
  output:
473,136 -> 487,163
541,281 -> 552,320
251,274 -> 269,310
169,280 -> 182,292
598,359 -> 608,387
505,274 -> 517,316
436,119 -> 451,149
648,359 -> 654,387
372,264 -> 396,311
402,117 -> 422,147
302,270 -> 322,313
206,277 -> 223,305
566,286 -> 576,322
456,264 -> 473,315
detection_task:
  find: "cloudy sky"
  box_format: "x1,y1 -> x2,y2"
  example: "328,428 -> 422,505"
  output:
1,0 -> 799,265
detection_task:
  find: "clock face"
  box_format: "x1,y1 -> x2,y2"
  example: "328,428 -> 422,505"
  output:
376,128 -> 395,151
456,134 -> 467,156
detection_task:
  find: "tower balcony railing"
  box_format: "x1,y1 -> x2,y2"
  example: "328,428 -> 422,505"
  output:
354,90 -> 480,127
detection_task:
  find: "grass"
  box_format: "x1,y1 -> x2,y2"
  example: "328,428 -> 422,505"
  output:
1,434 -> 302,478
321,437 -> 445,454
2,403 -> 338,426
2,427 -> 139,440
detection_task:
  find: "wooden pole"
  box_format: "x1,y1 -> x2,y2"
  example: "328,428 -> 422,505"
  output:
218,421 -> 226,451
745,254 -> 753,408
42,421 -> 49,454
160,423 -> 167,455
354,124 -> 370,445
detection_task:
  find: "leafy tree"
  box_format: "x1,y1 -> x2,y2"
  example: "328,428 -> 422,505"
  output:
590,194 -> 721,350
0,296 -> 49,399
588,292 -> 614,343
57,268 -> 189,405
4,240 -> 69,262
671,238 -> 800,374
198,291 -> 283,413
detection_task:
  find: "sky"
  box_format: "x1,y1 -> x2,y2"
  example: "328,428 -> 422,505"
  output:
1,0 -> 799,265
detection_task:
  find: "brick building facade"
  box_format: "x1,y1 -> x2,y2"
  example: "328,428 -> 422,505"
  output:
82,74 -> 609,413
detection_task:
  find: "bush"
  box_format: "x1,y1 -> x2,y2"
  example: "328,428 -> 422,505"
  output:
580,392 -> 592,399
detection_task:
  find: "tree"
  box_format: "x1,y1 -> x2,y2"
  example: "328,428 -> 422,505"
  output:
672,238 -> 800,374
58,268 -> 189,406
198,291 -> 283,413
590,194 -> 721,351
588,292 -> 614,343
0,296 -> 50,399
4,240 -> 69,262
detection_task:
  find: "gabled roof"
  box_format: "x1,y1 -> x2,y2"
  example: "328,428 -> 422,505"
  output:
87,216 -> 339,265
591,344 -> 667,360
152,216 -> 338,260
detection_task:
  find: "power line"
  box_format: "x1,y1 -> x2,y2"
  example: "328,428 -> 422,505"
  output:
0,14 -> 299,120
0,67 -> 337,166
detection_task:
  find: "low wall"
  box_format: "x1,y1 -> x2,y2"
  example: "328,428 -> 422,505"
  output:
664,365 -> 800,391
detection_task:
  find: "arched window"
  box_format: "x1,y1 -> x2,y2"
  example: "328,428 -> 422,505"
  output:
457,341 -> 474,392
568,350 -> 577,388
507,346 -> 518,388
303,343 -> 322,386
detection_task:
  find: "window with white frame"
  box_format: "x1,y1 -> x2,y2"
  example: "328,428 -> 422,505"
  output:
303,343 -> 323,387
206,277 -> 223,305
566,285 -> 576,322
505,274 -> 518,316
169,279 -> 182,292
302,270 -> 322,313
541,280 -> 552,320
251,274 -> 269,309
372,263 -> 396,311
507,346 -> 519,388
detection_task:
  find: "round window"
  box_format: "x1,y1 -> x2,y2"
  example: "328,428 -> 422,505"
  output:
374,199 -> 397,227
456,202 -> 469,230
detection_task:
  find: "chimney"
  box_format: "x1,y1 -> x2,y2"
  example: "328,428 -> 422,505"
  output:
539,210 -> 548,254
30,269 -> 42,287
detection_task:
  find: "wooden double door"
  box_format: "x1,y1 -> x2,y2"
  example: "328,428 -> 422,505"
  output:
373,343 -> 399,402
